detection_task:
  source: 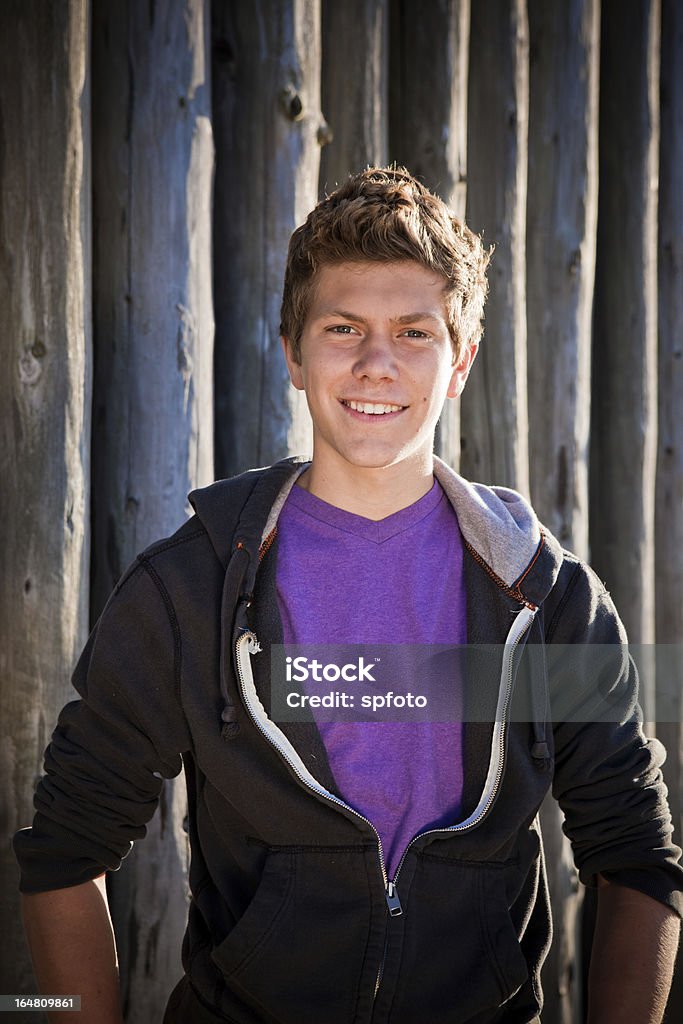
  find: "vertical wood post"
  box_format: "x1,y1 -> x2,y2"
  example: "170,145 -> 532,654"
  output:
526,0 -> 598,557
585,1 -> 660,1005
91,2 -> 214,1020
212,0 -> 322,479
389,0 -> 469,218
460,0 -> 530,491
389,0 -> 471,467
655,0 -> 683,830
590,0 -> 660,653
655,0 -> 683,1015
526,2 -> 600,1019
0,0 -> 91,1008
320,0 -> 388,192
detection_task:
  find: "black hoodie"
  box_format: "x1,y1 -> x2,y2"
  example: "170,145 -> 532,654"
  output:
14,457 -> 683,1023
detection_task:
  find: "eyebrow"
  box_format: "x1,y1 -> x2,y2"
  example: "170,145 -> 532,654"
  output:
317,308 -> 444,325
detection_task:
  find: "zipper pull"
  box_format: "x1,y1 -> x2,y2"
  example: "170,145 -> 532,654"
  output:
385,881 -> 403,917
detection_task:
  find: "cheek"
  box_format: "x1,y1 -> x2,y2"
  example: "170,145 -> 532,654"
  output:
310,352 -> 350,388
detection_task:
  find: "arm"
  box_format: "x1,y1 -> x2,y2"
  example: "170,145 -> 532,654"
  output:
588,876 -> 680,1024
14,559 -> 190,894
21,874 -> 123,1024
544,560 -> 683,1018
13,561 -> 191,1015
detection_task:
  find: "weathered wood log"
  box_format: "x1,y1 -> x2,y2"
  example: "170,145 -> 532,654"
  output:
389,0 -> 470,468
389,0 -> 469,219
460,0 -> 529,492
656,0 -> 683,829
526,3 -> 600,1018
320,0 -> 388,192
91,2 -> 214,1020
526,0 -> 598,556
590,0 -> 660,653
585,0 -> 660,1008
0,0 -> 90,1014
655,0 -> 683,1015
212,0 -> 321,479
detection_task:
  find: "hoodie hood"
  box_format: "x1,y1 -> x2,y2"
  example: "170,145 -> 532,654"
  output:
189,456 -> 564,610
188,457 -> 308,588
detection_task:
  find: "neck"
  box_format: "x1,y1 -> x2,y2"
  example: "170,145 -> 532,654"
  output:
297,455 -> 435,520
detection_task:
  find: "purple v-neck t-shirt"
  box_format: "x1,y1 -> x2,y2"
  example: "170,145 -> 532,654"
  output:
275,479 -> 466,878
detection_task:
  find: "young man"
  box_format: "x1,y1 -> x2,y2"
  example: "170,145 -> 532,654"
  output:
15,167 -> 682,1023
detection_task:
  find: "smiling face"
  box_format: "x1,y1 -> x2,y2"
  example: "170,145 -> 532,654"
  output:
281,261 -> 477,498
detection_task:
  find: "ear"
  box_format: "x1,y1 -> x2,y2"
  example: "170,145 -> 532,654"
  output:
447,342 -> 478,399
281,335 -> 305,391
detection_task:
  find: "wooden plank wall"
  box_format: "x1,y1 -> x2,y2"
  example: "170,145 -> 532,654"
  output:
460,0 -> 530,495
89,3 -> 214,1019
0,0 -> 91,1011
1,1 -> 681,1021
212,0 -> 317,477
655,0 -> 683,1012
525,4 -> 599,1018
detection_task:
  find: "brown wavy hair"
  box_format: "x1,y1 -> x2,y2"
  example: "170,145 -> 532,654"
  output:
280,166 -> 491,362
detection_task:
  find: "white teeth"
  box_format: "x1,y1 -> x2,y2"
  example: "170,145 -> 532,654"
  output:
346,400 -> 403,415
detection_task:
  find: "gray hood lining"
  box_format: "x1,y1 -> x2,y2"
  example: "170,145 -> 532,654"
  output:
432,457 -> 541,588
260,463 -> 310,546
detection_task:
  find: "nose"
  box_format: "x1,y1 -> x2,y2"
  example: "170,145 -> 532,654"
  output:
351,330 -> 399,382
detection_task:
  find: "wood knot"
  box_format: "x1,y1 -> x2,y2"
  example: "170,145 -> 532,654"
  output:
280,84 -> 304,121
317,119 -> 334,146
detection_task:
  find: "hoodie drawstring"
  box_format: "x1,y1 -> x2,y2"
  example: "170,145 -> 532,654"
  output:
529,615 -> 551,767
219,543 -> 251,740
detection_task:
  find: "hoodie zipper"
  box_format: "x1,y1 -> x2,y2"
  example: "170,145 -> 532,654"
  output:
234,630 -> 399,1001
389,604 -> 536,884
373,604 -> 536,1003
234,604 -> 536,1004
234,631 -> 394,898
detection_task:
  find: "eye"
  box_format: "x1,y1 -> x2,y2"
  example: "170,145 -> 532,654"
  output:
402,329 -> 429,339
327,325 -> 358,335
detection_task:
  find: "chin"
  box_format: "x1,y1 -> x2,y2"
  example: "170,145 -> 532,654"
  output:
340,449 -> 416,471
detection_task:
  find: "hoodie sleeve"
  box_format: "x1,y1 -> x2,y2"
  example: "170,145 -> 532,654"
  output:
546,560 -> 683,917
13,558 -> 191,893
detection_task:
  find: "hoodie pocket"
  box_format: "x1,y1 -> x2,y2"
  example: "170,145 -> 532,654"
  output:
211,846 -> 377,1024
386,857 -> 529,1024
210,849 -> 296,980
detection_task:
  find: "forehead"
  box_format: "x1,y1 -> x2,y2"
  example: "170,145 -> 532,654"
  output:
306,261 -> 450,321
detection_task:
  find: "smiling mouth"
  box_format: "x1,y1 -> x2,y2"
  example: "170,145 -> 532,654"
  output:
341,399 -> 407,415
